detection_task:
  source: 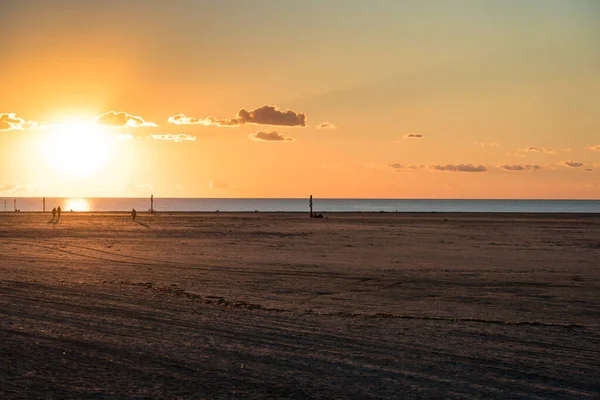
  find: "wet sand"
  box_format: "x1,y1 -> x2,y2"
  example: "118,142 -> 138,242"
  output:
1,212 -> 599,399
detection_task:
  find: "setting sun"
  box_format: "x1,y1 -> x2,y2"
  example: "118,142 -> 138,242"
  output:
42,120 -> 113,178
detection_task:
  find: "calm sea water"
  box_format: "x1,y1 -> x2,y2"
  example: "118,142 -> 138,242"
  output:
1,198 -> 599,213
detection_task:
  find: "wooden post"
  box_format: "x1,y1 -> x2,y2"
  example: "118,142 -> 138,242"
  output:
309,195 -> 313,218
150,194 -> 154,214
14,199 -> 16,212
43,197 -> 46,213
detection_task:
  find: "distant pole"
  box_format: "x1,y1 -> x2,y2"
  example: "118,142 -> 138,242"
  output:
150,194 -> 154,214
309,195 -> 313,218
14,199 -> 16,212
43,197 -> 46,213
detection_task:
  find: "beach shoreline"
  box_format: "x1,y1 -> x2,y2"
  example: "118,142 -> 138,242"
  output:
1,213 -> 598,398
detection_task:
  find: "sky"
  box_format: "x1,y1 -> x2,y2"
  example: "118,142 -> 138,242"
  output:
1,0 -> 599,199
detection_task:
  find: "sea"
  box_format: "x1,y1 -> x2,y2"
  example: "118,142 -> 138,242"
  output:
1,198 -> 599,213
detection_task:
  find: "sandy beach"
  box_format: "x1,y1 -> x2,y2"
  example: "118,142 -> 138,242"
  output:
1,212 -> 599,399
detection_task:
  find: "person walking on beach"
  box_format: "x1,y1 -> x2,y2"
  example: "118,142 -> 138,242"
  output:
56,206 -> 61,221
52,207 -> 57,220
131,208 -> 137,221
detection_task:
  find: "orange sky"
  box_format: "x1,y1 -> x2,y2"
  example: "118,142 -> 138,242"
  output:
1,1 -> 599,198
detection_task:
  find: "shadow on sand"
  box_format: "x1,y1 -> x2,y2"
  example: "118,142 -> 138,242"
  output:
135,221 -> 151,228
47,218 -> 60,224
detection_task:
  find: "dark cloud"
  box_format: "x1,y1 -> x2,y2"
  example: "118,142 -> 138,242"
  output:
405,133 -> 423,139
168,105 -> 306,128
499,164 -> 542,171
430,164 -> 487,172
584,168 -> 593,172
94,111 -> 157,128
0,113 -> 37,131
150,134 -> 196,142
249,131 -> 295,142
562,160 -> 584,168
238,105 -> 305,126
316,121 -> 337,129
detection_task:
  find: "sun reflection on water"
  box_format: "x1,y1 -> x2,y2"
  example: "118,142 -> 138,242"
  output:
63,198 -> 90,212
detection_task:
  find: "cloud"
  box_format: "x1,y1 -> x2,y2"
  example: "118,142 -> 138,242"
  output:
388,163 -> 423,172
0,113 -> 38,131
524,146 -> 556,154
168,114 -> 240,127
584,168 -> 593,172
405,133 -> 423,139
209,180 -> 228,189
151,134 -> 196,143
499,163 -> 542,171
168,114 -> 202,125
588,145 -> 600,152
475,141 -> 500,147
316,121 -> 337,130
94,111 -> 157,128
168,105 -> 306,128
561,160 -> 585,168
0,183 -> 35,194
238,105 -> 305,127
429,164 -> 487,172
249,131 -> 295,142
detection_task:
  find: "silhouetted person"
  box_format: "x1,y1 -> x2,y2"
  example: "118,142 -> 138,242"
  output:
52,207 -> 56,220
56,206 -> 61,220
132,208 -> 137,221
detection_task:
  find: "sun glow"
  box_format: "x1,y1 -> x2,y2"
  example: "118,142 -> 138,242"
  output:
63,198 -> 90,212
43,120 -> 113,178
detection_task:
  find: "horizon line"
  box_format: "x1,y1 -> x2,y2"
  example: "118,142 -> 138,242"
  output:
0,197 -> 598,201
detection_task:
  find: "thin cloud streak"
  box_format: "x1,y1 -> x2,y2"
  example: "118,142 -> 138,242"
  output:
499,163 -> 542,171
588,145 -> 600,151
151,134 -> 196,142
561,160 -> 584,168
475,141 -> 500,147
249,131 -> 295,142
524,146 -> 556,154
430,164 -> 487,172
388,163 -> 423,172
316,121 -> 337,129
